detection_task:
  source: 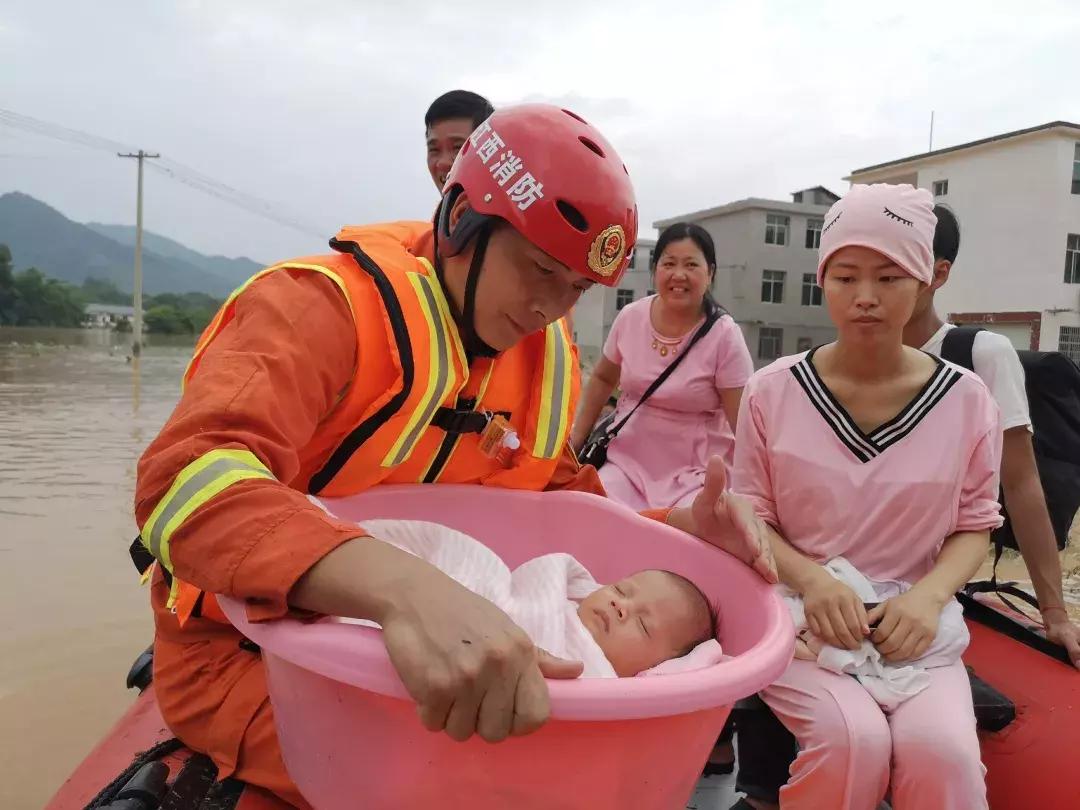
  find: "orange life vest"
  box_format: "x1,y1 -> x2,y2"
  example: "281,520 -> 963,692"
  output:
147,221 -> 580,625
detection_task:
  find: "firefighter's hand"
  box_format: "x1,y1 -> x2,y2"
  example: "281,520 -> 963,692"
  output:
291,536 -> 583,743
381,567 -> 582,742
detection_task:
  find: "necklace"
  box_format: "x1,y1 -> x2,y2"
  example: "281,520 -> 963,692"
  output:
649,298 -> 703,357
650,333 -> 684,357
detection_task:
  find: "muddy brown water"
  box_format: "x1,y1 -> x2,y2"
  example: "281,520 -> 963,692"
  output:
0,327 -> 190,809
0,325 -> 1076,809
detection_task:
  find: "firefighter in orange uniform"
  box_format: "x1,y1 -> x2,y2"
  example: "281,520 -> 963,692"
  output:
134,104 -> 776,807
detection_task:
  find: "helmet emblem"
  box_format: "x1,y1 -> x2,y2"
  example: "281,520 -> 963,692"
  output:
588,225 -> 627,277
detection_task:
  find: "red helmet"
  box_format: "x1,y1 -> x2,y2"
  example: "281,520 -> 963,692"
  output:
441,104 -> 638,287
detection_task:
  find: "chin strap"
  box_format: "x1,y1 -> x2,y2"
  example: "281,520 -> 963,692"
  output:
432,196 -> 499,358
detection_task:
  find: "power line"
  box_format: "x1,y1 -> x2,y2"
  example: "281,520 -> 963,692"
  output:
0,108 -> 135,154
147,158 -> 325,237
0,107 -> 325,238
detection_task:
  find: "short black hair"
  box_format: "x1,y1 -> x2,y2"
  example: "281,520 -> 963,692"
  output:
424,90 -> 494,132
932,204 -> 961,264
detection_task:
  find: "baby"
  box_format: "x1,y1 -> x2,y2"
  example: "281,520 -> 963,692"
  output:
576,569 -> 715,676
336,518 -> 717,678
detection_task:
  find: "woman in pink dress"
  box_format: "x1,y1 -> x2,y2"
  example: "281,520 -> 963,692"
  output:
733,184 -> 1000,810
570,223 -> 754,510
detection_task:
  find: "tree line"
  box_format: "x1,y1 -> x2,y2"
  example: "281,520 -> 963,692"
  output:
0,244 -> 222,334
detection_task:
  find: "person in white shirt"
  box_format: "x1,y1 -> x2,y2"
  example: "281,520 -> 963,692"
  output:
903,205 -> 1080,668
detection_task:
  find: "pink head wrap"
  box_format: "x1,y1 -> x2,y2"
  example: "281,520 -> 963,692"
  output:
817,183 -> 937,286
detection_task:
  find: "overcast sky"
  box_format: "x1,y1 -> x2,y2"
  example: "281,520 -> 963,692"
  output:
2,0 -> 1077,265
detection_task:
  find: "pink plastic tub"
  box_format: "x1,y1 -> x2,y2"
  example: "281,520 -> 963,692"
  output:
220,485 -> 792,810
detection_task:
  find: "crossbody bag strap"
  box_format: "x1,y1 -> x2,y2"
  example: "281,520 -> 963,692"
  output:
607,312 -> 720,440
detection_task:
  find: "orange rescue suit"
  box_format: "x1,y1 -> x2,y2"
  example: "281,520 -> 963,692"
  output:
135,222 -> 610,806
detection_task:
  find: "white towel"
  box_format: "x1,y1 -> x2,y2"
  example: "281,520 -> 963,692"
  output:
341,519 -> 617,678
637,639 -> 726,677
782,557 -> 969,710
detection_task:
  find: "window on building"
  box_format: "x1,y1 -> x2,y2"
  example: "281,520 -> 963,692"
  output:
615,289 -> 634,310
1060,326 -> 1080,362
796,337 -> 813,352
1066,234 -> 1080,284
647,247 -> 655,269
759,327 -> 784,361
1073,143 -> 1080,195
932,179 -> 949,197
801,273 -> 822,306
765,214 -> 790,246
761,270 -> 786,303
647,288 -> 656,296
805,218 -> 823,249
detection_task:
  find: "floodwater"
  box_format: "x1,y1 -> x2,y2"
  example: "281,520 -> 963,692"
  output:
0,326 -> 191,810
0,325 -> 1076,809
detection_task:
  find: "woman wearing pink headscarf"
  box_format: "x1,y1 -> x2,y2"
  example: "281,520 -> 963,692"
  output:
733,184 -> 999,809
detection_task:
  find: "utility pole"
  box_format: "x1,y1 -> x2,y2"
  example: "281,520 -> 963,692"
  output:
118,149 -> 159,355
928,111 -> 935,152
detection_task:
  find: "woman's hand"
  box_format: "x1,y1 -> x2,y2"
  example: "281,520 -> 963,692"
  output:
794,629 -> 823,661
868,588 -> 945,662
571,356 -> 620,453
569,423 -> 590,454
801,570 -> 869,651
670,456 -> 777,584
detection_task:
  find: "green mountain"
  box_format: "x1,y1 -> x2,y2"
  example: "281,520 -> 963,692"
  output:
86,222 -> 262,291
0,192 -> 261,296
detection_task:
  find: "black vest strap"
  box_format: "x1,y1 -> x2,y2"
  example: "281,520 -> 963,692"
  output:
431,406 -> 511,436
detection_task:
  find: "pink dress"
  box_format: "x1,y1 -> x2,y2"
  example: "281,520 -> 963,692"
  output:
599,296 -> 754,510
732,349 -> 1003,810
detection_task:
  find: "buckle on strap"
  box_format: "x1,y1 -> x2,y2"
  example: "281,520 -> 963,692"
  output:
431,407 -> 512,436
431,407 -> 491,436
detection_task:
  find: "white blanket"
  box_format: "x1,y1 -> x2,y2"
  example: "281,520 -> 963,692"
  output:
782,557 -> 969,710
345,519 -> 618,678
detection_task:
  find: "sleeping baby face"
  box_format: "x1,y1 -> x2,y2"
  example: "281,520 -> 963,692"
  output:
577,570 -> 714,677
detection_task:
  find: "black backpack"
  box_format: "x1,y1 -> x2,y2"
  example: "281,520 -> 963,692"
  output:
941,326 -> 1080,554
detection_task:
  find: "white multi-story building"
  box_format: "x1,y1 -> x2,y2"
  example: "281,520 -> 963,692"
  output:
654,187 -> 840,367
848,121 -> 1080,360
